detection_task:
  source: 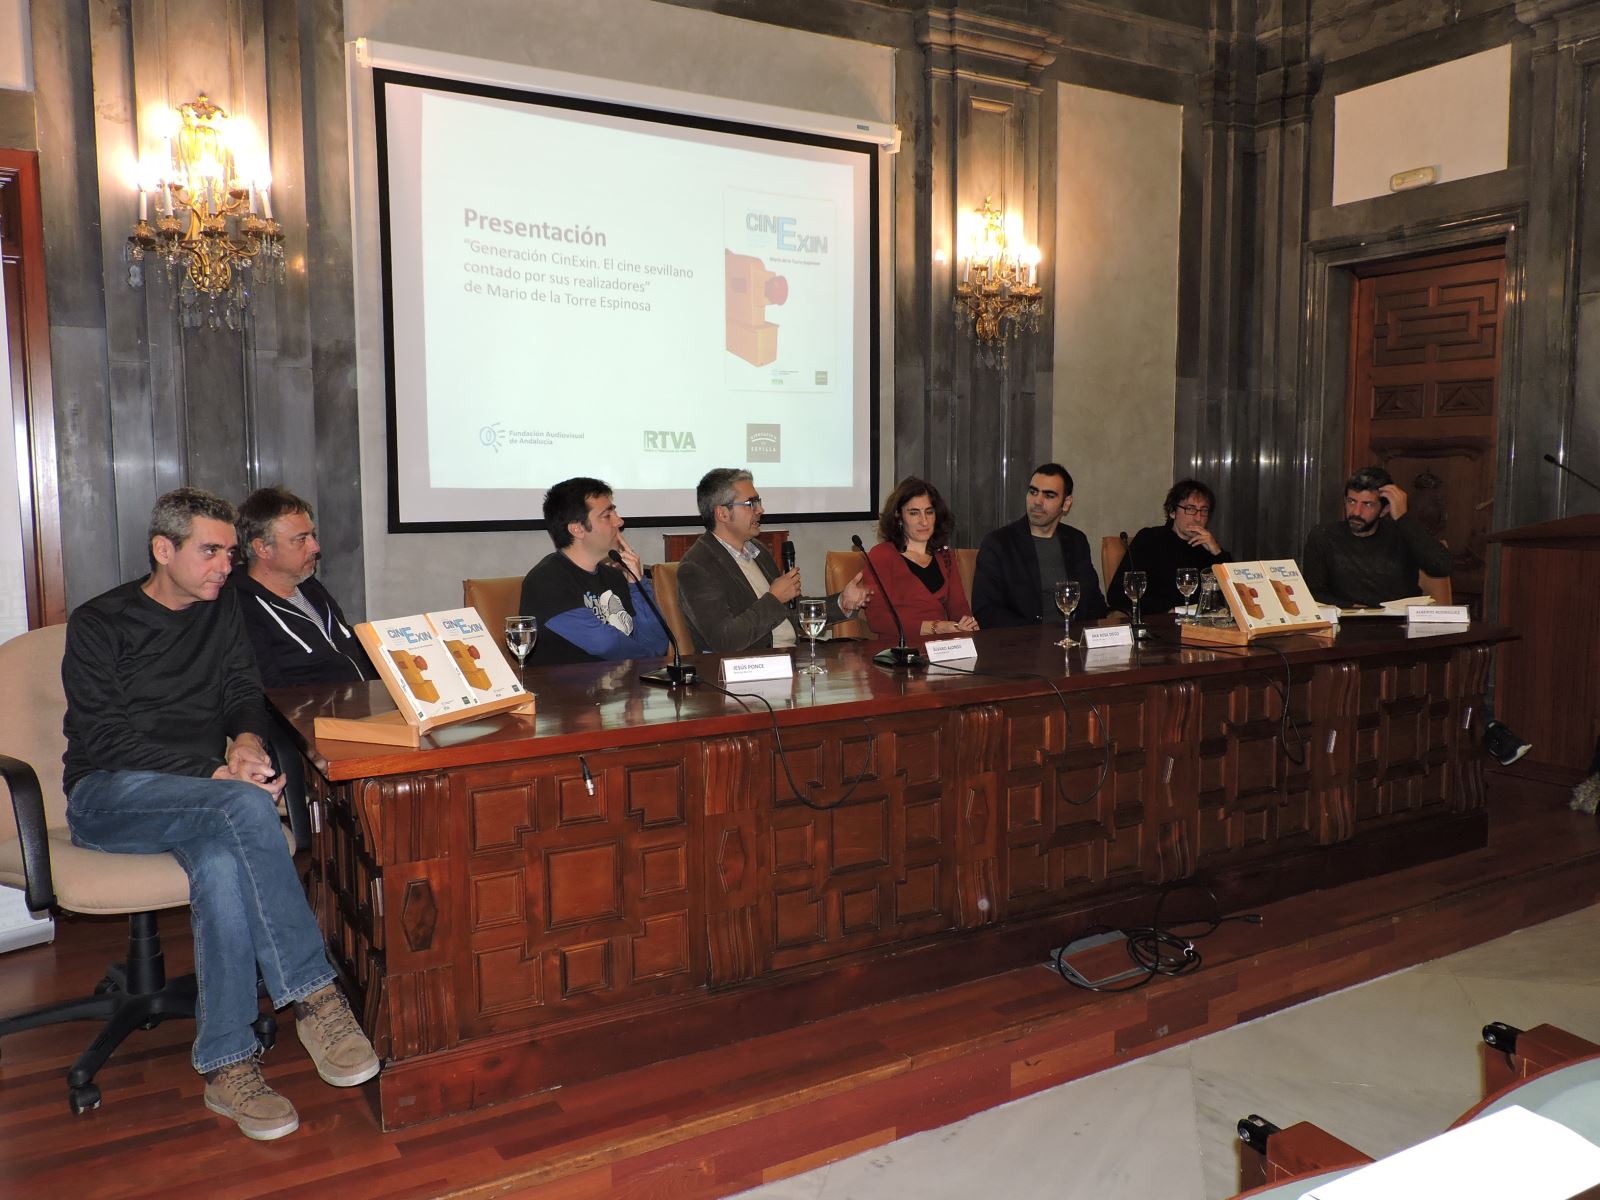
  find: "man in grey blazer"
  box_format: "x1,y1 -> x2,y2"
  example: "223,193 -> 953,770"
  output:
677,468 -> 870,653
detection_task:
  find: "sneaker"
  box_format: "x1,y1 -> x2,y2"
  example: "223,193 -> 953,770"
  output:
204,1058 -> 299,1141
294,984 -> 380,1087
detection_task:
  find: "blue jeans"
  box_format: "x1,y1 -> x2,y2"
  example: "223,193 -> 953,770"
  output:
67,770 -> 334,1073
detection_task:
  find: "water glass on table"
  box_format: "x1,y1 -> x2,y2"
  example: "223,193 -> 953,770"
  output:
505,615 -> 538,668
797,598 -> 828,675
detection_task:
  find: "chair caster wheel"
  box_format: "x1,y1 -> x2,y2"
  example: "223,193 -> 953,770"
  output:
252,1014 -> 276,1053
69,1083 -> 101,1113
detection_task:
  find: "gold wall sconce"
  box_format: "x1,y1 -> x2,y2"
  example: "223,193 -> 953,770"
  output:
125,96 -> 284,330
952,198 -> 1043,368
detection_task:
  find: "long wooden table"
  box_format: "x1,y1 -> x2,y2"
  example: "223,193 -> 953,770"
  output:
273,620 -> 1506,1129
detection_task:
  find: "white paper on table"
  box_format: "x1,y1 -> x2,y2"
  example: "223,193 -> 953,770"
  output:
1302,1105 -> 1600,1200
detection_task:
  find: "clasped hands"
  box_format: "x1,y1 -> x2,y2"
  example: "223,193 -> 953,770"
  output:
213,733 -> 285,798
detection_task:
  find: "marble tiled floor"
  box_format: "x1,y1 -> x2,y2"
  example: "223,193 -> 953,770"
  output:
734,904 -> 1600,1200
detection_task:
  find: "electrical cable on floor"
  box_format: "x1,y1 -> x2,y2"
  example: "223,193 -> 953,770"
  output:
1051,883 -> 1264,993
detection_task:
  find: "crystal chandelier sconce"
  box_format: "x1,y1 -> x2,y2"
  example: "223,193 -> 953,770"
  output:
952,198 -> 1043,368
125,96 -> 284,330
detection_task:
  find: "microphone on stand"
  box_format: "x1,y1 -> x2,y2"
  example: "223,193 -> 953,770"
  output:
607,550 -> 698,688
781,540 -> 798,610
852,535 -> 925,670
1543,453 -> 1600,497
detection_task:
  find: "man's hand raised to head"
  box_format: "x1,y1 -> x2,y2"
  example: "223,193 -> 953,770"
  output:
613,533 -> 644,582
1377,483 -> 1408,520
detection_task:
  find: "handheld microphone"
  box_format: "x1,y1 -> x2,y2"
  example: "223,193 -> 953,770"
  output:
781,540 -> 797,610
1543,452 -> 1600,497
607,550 -> 698,688
851,534 -> 925,670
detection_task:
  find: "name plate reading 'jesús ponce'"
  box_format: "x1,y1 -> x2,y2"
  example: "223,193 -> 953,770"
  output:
720,653 -> 794,682
1407,604 -> 1471,625
1082,624 -> 1135,650
923,636 -> 978,663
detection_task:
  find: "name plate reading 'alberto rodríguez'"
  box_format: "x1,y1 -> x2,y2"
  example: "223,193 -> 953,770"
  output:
1082,625 -> 1135,650
923,636 -> 978,664
720,653 -> 794,682
1406,604 -> 1471,625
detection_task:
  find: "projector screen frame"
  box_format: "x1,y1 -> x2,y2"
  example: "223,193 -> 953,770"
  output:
372,66 -> 883,535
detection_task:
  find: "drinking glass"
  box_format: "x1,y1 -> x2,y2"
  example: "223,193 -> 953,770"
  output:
797,598 -> 828,676
1054,579 -> 1081,647
505,615 -> 538,669
1124,570 -> 1148,636
1175,568 -> 1199,621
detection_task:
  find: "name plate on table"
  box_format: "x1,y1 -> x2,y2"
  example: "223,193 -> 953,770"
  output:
1082,625 -> 1134,650
720,653 -> 794,682
924,636 -> 977,664
1407,604 -> 1470,624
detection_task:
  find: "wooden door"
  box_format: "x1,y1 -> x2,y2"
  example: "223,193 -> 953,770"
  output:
0,149 -> 64,630
1345,245 -> 1506,613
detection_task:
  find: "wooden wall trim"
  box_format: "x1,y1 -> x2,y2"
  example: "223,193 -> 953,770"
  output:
0,148 -> 65,628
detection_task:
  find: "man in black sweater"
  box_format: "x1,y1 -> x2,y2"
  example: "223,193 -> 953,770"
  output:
1302,466 -> 1454,608
972,463 -> 1108,628
62,488 -> 377,1141
1107,479 -> 1230,614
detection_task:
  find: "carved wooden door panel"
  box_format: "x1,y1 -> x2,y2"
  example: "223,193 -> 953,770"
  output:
996,688 -> 1151,915
763,712 -> 957,972
450,743 -> 704,1040
1346,244 -> 1506,614
1191,667 -> 1317,869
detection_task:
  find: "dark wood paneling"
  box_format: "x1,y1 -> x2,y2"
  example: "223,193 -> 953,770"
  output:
280,623 -> 1506,1129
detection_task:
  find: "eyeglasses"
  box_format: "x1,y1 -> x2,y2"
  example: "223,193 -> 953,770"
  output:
727,497 -> 764,511
1176,504 -> 1211,517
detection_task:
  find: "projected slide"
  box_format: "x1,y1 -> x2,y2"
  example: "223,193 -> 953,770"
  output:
378,73 -> 878,530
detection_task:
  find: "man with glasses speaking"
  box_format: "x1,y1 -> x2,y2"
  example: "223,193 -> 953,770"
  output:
677,468 -> 871,653
1107,479 -> 1230,614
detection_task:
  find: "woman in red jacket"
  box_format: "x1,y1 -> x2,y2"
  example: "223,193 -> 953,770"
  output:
864,477 -> 980,640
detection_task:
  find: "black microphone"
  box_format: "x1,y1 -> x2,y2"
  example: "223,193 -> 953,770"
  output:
851,534 -> 925,670
1543,453 -> 1600,497
781,540 -> 797,610
607,550 -> 698,688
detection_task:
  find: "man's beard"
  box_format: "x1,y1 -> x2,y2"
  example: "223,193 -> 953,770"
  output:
1346,515 -> 1378,535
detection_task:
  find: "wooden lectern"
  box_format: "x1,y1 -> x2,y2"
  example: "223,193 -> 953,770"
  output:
1488,515 -> 1600,781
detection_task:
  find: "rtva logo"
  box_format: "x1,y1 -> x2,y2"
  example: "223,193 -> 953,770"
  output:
642,430 -> 697,452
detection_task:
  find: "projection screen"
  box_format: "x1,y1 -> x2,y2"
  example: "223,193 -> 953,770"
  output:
374,68 -> 881,532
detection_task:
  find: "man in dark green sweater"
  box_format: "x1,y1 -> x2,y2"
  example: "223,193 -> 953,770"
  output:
1302,466 -> 1454,608
62,488 -> 377,1140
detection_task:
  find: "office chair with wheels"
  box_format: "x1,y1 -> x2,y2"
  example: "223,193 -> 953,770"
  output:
0,624 -> 297,1113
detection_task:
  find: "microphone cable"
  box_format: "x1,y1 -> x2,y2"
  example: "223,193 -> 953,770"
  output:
699,677 -> 879,812
1182,639 -> 1307,766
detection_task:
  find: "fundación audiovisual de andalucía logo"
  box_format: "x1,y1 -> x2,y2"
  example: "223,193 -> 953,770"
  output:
747,424 -> 781,463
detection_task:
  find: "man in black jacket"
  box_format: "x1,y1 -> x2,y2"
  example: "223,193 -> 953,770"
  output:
972,463 -> 1108,628
230,487 -> 375,688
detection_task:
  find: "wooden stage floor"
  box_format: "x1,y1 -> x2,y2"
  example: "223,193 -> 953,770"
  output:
1,776 -> 1594,1200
